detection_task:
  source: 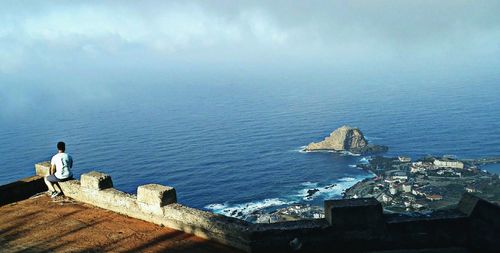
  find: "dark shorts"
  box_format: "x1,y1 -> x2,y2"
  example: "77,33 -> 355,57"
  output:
46,175 -> 73,183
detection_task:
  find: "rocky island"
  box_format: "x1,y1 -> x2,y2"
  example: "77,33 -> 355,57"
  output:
304,125 -> 388,154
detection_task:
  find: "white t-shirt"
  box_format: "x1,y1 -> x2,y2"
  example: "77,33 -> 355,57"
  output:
50,152 -> 73,179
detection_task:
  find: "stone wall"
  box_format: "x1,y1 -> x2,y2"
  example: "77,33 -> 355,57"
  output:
0,175 -> 46,206
34,162 -> 251,252
3,161 -> 499,252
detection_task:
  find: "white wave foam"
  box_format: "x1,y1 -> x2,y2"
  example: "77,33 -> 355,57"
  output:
206,175 -> 376,220
205,198 -> 294,219
298,185 -> 340,201
305,149 -> 335,153
365,136 -> 382,141
294,176 -> 372,201
359,157 -> 371,164
300,149 -> 364,157
300,181 -> 318,187
205,203 -> 227,210
338,177 -> 356,182
348,164 -> 357,168
294,146 -> 308,153
340,151 -> 361,156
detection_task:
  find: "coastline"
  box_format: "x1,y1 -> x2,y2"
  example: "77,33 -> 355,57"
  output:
344,155 -> 500,212
246,154 -> 500,222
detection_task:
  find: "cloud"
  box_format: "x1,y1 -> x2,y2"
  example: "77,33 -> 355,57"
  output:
1,1 -> 499,69
1,0 -> 500,117
0,2 -> 292,66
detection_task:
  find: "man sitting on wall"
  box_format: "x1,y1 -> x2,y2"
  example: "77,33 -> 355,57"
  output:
44,141 -> 73,198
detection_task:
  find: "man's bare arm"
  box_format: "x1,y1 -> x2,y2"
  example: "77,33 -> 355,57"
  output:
50,164 -> 56,175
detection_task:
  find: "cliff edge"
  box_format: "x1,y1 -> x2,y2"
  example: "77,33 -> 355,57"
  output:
304,125 -> 388,154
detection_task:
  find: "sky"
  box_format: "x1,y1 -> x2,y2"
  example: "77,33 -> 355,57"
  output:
1,0 -> 500,117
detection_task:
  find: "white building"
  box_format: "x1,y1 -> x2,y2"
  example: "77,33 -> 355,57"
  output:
378,193 -> 393,203
401,184 -> 412,193
410,166 -> 425,173
412,203 -> 424,209
391,172 -> 408,181
433,159 -> 464,169
412,189 -> 424,196
389,186 -> 398,195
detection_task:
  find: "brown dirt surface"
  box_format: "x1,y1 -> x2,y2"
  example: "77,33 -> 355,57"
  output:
0,194 -> 242,253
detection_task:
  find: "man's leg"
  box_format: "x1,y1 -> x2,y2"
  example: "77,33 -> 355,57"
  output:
53,182 -> 63,193
44,176 -> 56,192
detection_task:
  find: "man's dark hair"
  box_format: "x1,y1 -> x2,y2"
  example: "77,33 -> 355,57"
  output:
57,142 -> 65,152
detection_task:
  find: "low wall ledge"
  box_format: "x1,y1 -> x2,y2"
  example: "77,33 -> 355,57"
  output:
35,161 -> 50,176
81,171 -> 113,190
324,197 -> 384,229
14,161 -> 498,253
137,183 -> 177,206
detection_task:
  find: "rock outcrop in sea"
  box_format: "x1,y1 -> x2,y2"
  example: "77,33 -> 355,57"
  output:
305,125 -> 388,154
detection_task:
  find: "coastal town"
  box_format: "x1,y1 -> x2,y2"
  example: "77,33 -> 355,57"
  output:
252,155 -> 500,223
251,126 -> 500,222
345,155 -> 500,212
304,125 -> 500,213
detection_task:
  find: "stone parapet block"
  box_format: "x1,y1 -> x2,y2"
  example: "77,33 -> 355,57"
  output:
137,184 -> 176,215
458,193 -> 500,227
58,179 -> 81,195
324,198 -> 384,229
457,192 -> 480,216
0,176 -> 47,205
137,184 -> 176,206
458,193 -> 500,251
80,171 -> 113,190
35,161 -> 51,176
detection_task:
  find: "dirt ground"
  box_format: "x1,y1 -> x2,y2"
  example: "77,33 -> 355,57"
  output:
0,194 -> 241,253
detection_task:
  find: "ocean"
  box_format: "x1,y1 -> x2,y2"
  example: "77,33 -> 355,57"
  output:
1,69 -> 500,220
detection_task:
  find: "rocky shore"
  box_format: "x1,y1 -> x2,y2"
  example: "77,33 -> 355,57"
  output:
254,204 -> 324,223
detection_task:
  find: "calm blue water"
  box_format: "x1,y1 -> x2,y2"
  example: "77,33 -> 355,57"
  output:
1,68 -> 500,218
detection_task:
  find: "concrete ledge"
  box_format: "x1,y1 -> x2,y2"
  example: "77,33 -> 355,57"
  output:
41,170 -> 251,251
249,219 -> 328,252
43,171 -> 500,252
458,193 -> 500,252
35,161 -> 50,176
468,198 -> 500,230
458,193 -> 500,228
81,171 -> 113,190
324,198 -> 384,229
161,204 -> 251,251
4,162 -> 497,253
137,184 -> 176,214
0,176 -> 47,206
457,192 -> 480,216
